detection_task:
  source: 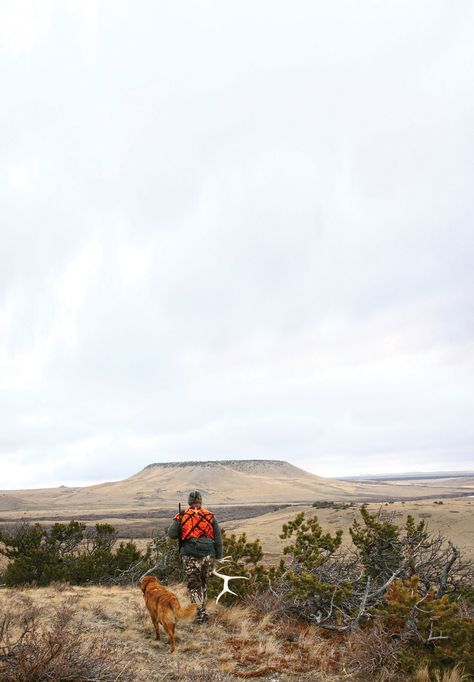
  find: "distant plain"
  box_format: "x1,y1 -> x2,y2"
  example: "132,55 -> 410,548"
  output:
1,461 -> 472,560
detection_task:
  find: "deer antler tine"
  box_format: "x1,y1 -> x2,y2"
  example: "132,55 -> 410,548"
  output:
220,555 -> 233,562
212,569 -> 249,582
216,587 -> 239,604
212,560 -> 249,604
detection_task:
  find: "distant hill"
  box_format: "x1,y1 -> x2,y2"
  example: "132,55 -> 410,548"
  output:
0,460 -> 354,510
1,460 -> 473,513
0,492 -> 41,512
338,471 -> 474,481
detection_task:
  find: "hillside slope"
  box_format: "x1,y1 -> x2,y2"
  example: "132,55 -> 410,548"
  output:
1,460 -> 472,512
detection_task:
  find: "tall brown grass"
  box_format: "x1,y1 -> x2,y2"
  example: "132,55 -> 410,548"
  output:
0,584 -> 470,681
0,595 -> 136,681
412,665 -> 470,682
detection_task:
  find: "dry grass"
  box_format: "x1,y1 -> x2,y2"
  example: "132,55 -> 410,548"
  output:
412,665 -> 471,682
223,498 -> 474,561
0,583 -> 346,681
1,497 -> 472,565
0,583 -> 470,681
0,591 -> 136,681
344,620 -> 401,680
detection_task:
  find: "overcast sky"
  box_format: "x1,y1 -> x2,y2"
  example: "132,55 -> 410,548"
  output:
1,1 -> 473,489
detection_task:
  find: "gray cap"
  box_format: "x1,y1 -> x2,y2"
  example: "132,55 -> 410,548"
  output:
188,490 -> 202,506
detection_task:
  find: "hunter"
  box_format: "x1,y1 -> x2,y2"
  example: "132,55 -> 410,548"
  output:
168,490 -> 223,624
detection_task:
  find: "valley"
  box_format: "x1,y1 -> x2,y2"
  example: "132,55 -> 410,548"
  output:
0,460 -> 472,559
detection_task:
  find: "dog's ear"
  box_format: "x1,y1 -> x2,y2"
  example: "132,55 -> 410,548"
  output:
140,576 -> 154,592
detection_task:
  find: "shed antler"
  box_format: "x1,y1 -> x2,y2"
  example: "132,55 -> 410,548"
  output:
212,556 -> 249,603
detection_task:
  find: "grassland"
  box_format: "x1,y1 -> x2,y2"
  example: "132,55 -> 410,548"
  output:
1,498 -> 471,565
0,582 -> 347,681
1,580 -> 471,681
1,474 -> 472,680
225,497 -> 474,562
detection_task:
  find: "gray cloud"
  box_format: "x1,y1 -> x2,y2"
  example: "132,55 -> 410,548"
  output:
1,1 -> 473,488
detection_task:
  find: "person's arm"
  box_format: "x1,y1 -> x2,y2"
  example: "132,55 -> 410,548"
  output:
212,518 -> 223,559
168,517 -> 181,540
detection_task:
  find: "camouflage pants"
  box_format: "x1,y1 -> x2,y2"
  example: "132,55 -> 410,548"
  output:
182,555 -> 210,623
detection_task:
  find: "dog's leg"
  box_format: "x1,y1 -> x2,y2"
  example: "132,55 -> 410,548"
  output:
153,618 -> 161,641
170,624 -> 176,653
163,619 -> 176,653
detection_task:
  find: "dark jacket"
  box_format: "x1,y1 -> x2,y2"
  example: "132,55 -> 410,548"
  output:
168,507 -> 223,560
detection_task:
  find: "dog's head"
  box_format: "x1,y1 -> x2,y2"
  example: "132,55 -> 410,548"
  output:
140,575 -> 160,593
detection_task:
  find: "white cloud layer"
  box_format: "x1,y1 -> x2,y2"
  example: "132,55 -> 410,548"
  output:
1,1 -> 473,488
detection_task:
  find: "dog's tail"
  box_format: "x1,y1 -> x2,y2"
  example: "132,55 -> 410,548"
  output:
176,603 -> 198,621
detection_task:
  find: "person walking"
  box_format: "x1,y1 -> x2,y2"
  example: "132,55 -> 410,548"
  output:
168,490 -> 223,624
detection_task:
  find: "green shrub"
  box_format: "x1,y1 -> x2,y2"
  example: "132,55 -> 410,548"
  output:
0,521 -> 146,587
376,577 -> 474,675
269,505 -> 472,619
146,531 -> 182,584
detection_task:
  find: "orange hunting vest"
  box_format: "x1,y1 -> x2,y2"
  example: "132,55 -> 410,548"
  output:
177,507 -> 215,541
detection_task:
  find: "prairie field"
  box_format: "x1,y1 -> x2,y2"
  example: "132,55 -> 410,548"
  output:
0,466 -> 473,681
4,498 -> 471,554
0,498 -> 472,572
226,498 -> 474,562
0,582 -> 347,681
1,580 -> 471,682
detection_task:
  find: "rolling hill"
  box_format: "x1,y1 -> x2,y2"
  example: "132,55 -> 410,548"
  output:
1,459 -> 472,513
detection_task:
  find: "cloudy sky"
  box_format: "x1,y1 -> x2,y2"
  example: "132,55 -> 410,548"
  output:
1,1 -> 473,489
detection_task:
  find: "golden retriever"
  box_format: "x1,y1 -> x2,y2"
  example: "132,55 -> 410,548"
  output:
140,575 -> 197,652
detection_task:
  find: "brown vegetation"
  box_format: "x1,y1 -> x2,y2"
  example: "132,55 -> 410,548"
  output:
224,498 -> 474,562
0,583 -> 470,681
2,460 -> 473,514
0,484 -> 472,681
0,583 -> 339,682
